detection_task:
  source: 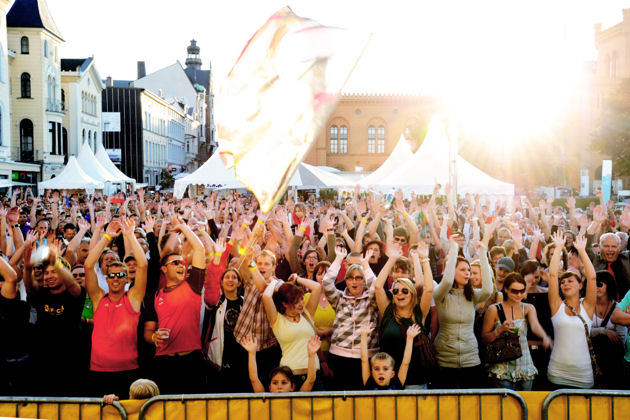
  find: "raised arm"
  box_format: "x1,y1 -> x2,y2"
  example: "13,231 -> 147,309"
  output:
398,324 -> 421,386
49,243 -> 81,297
122,218 -> 148,312
0,254 -> 19,299
415,241 -> 434,320
360,323 -> 372,386
574,234 -> 596,318
433,239 -> 459,302
472,242 -> 493,303
295,274 -> 322,318
299,336 -> 322,392
262,279 -> 279,327
172,215 -> 206,269
547,230 -> 566,316
85,220 -> 122,309
241,335 -> 265,393
374,246 -> 399,318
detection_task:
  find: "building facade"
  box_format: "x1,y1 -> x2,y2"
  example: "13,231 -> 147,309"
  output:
7,0 -> 66,181
61,57 -> 103,156
303,94 -> 438,172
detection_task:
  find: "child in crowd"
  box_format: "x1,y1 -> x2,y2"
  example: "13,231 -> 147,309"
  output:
241,334 -> 321,392
103,378 -> 160,404
360,323 -> 420,390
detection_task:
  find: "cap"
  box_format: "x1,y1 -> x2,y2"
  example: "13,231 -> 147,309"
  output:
497,257 -> 515,272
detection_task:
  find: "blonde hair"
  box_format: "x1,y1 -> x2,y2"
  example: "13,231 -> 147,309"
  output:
129,379 -> 160,399
390,277 -> 418,308
371,352 -> 395,369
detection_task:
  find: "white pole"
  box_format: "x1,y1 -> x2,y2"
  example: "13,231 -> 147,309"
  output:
448,115 -> 458,203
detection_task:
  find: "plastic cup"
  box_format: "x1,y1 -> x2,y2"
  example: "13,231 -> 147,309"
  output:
157,328 -> 171,340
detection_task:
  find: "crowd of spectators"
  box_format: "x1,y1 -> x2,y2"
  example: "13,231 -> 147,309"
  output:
1,185 -> 629,397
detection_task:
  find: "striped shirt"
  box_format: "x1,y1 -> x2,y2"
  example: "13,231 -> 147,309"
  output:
233,279 -> 282,351
323,261 -> 379,358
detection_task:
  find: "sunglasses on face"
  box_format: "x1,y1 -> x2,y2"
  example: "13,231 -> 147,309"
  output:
107,272 -> 127,279
166,259 -> 185,267
347,275 -> 364,281
72,272 -> 85,278
596,281 -> 604,287
392,288 -> 410,295
509,288 -> 526,294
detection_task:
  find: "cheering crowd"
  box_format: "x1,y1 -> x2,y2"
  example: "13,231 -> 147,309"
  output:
1,185 -> 630,398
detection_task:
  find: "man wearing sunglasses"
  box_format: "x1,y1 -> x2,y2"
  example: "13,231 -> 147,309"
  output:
85,217 -> 147,399
143,215 -> 207,394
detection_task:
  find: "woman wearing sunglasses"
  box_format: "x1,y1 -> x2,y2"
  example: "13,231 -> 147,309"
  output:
374,241 -> 434,389
482,273 -> 552,390
84,217 -> 147,399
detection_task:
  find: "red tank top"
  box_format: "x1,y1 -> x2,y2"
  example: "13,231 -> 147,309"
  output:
154,281 -> 202,356
91,294 -> 140,372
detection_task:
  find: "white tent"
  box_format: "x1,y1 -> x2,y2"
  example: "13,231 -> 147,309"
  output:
95,142 -> 136,184
359,134 -> 413,187
377,117 -> 514,196
77,143 -> 122,193
174,151 -> 246,198
290,163 -> 356,188
39,157 -> 104,191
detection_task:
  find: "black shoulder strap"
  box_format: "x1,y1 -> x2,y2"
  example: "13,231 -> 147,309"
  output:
601,302 -> 617,327
496,302 -> 506,324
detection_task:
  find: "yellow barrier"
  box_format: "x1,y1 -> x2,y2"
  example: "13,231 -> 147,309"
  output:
541,390 -> 630,420
0,397 -> 127,420
137,390 -> 528,420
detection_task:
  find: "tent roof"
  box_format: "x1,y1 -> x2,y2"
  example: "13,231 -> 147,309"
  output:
174,152 -> 245,198
95,142 -> 135,183
39,157 -> 103,190
77,143 -> 121,183
359,134 -> 413,187
377,116 -> 514,195
294,163 -> 356,188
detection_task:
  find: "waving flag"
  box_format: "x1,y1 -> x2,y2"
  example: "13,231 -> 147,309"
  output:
217,6 -> 370,212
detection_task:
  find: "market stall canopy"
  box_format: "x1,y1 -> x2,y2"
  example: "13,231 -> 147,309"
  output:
77,143 -> 122,190
358,134 -> 413,187
377,116 -> 514,196
38,157 -> 104,190
174,151 -> 246,198
290,163 -> 356,188
0,180 -> 33,188
95,143 -> 136,184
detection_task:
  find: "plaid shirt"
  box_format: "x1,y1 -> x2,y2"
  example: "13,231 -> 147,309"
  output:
323,261 -> 379,358
234,279 -> 282,351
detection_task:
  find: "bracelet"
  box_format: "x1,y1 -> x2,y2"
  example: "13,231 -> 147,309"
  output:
215,252 -> 222,258
12,224 -> 19,228
361,219 -> 367,223
421,258 -> 430,263
299,226 -> 306,232
103,233 -> 112,241
403,213 -> 408,217
54,258 -> 63,269
237,245 -> 246,255
242,223 -> 248,229
249,264 -> 257,271
151,332 -> 157,343
257,219 -> 264,225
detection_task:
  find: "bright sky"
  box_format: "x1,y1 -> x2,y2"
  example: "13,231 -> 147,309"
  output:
46,0 -> 630,142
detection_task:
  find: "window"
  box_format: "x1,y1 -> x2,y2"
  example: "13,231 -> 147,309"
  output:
20,73 -> 31,98
44,40 -> 48,57
49,122 -> 56,154
20,36 -> 29,54
368,126 -> 375,153
20,119 -> 33,161
329,125 -> 338,153
339,125 -> 348,153
82,129 -> 86,144
377,126 -> 385,153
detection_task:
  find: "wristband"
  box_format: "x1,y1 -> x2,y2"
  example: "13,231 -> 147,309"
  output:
421,258 -> 430,263
103,233 -> 112,241
228,240 -> 234,246
215,252 -> 222,258
403,213 -> 408,217
361,219 -> 367,223
242,223 -> 248,229
54,258 -> 63,269
249,264 -> 257,271
299,226 -> 306,232
12,224 -> 19,228
257,219 -> 264,225
237,245 -> 246,255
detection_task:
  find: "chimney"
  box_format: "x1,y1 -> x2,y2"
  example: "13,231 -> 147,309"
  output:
106,76 -> 113,87
137,61 -> 146,79
158,88 -> 163,98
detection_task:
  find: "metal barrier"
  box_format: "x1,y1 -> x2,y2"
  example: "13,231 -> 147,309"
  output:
541,389 -> 630,420
138,389 -> 527,420
0,397 -> 128,420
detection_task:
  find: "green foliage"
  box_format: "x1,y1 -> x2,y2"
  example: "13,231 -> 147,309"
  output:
319,188 -> 337,201
160,169 -> 175,190
591,78 -> 630,177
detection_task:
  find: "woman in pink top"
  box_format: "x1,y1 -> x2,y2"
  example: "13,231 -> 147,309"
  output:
85,218 -> 147,399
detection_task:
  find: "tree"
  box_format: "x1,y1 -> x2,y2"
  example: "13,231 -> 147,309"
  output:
591,78 -> 630,177
159,169 -> 174,190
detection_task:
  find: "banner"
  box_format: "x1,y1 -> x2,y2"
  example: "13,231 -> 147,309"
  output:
216,6 -> 370,212
601,159 -> 612,204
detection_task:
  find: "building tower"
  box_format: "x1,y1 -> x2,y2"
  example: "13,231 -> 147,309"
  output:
185,39 -> 202,70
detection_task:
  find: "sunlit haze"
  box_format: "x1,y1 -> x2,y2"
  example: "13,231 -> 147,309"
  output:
48,0 -> 630,145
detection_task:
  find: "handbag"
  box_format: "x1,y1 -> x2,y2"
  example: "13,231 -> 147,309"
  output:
563,300 -> 604,387
396,317 -> 438,370
485,303 -> 522,364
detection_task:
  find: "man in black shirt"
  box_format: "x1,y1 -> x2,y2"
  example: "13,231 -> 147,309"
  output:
0,256 -> 29,395
25,244 -> 85,396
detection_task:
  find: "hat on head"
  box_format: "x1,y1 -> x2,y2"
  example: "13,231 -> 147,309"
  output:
497,257 -> 515,272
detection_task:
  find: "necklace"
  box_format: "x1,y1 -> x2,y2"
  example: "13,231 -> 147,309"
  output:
596,301 -> 611,318
286,313 -> 301,322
